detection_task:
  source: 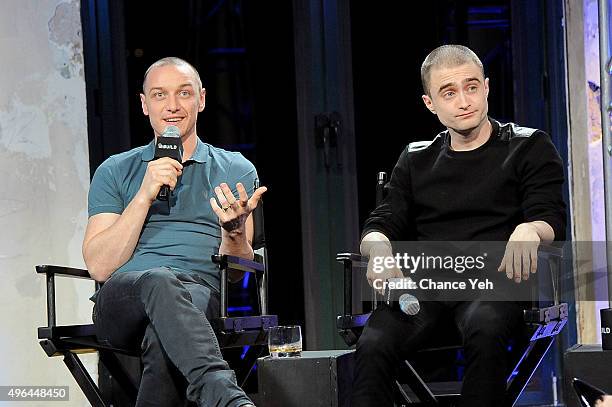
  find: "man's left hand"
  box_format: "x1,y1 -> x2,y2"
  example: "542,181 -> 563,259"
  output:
210,182 -> 267,233
498,223 -> 541,283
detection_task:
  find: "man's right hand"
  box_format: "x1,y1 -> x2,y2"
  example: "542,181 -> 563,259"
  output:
366,244 -> 403,295
138,157 -> 184,203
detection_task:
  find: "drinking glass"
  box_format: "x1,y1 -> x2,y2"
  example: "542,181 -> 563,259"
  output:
268,325 -> 302,357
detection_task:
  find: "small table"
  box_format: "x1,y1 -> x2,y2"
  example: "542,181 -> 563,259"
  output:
257,350 -> 354,407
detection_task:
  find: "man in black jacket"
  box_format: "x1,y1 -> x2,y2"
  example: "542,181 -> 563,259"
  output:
351,45 -> 566,406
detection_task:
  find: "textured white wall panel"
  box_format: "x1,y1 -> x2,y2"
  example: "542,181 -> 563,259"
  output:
0,1 -> 94,405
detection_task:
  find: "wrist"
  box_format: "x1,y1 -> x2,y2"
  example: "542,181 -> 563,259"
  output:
514,222 -> 543,240
367,242 -> 393,258
360,232 -> 392,257
516,222 -> 537,233
134,190 -> 155,207
219,236 -> 254,259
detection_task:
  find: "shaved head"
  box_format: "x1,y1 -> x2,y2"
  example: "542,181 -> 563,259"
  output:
143,57 -> 203,93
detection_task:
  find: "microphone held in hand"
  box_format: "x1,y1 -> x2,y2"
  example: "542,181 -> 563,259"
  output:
384,277 -> 421,316
154,126 -> 183,201
398,293 -> 421,316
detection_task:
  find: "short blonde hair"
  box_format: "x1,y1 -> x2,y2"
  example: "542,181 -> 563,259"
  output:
142,57 -> 203,93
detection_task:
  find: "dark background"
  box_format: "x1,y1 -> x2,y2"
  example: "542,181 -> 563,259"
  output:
81,0 -> 572,402
83,0 -> 530,326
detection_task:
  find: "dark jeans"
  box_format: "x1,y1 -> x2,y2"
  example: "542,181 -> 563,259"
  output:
94,268 -> 252,407
351,301 -> 524,407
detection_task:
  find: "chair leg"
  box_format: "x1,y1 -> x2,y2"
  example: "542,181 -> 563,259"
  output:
505,336 -> 555,406
236,345 -> 266,388
394,380 -> 416,406
98,350 -> 139,403
62,351 -> 107,407
400,360 -> 439,405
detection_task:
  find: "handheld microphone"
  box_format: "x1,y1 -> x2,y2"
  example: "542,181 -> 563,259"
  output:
384,277 -> 421,316
398,293 -> 420,316
154,125 -> 183,201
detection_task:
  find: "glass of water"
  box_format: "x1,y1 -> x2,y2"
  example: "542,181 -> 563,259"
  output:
268,325 -> 302,357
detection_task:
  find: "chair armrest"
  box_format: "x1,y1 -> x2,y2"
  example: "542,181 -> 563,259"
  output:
211,254 -> 265,275
336,252 -> 368,268
36,265 -> 92,279
336,253 -> 371,315
538,243 -> 564,259
36,265 -> 94,329
212,254 -> 266,318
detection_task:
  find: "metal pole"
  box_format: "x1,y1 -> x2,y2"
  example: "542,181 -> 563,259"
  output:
598,0 -> 612,307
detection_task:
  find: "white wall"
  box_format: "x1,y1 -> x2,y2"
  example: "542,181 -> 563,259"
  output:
583,0 -> 609,337
0,0 -> 95,405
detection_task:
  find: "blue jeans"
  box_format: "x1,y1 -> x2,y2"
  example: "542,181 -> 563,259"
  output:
94,267 -> 252,407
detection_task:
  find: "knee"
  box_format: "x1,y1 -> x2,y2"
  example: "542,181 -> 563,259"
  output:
356,326 -> 394,360
461,307 -> 513,348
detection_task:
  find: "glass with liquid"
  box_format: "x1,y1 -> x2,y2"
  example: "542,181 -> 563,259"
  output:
268,325 -> 302,357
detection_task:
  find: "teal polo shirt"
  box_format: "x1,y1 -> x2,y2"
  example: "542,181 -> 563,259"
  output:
88,137 -> 258,291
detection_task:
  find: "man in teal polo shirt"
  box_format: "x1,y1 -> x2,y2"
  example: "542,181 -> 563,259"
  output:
83,57 -> 264,407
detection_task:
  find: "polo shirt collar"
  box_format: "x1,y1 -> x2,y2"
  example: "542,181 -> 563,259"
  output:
141,140 -> 155,162
141,137 -> 208,163
189,137 -> 208,163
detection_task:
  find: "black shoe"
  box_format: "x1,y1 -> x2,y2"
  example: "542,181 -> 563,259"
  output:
573,378 -> 606,407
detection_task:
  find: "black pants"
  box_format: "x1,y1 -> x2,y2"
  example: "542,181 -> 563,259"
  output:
351,301 -> 524,407
94,268 -> 252,407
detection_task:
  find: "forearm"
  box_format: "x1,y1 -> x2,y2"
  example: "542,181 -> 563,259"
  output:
84,194 -> 151,281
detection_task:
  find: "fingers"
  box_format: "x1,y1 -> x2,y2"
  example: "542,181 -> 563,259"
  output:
512,250 -> 522,283
151,157 -> 183,173
236,183 -> 249,206
505,250 -> 514,280
521,248 -> 530,281
210,183 -> 267,231
247,186 -> 267,209
367,257 -> 402,296
213,183 -> 267,211
142,159 -> 182,200
156,169 -> 179,190
530,246 -> 538,274
214,184 -> 234,210
215,183 -> 255,210
499,242 -> 539,284
220,183 -> 237,205
497,251 -> 507,274
367,274 -> 384,296
209,197 -> 225,218
366,258 -> 379,291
